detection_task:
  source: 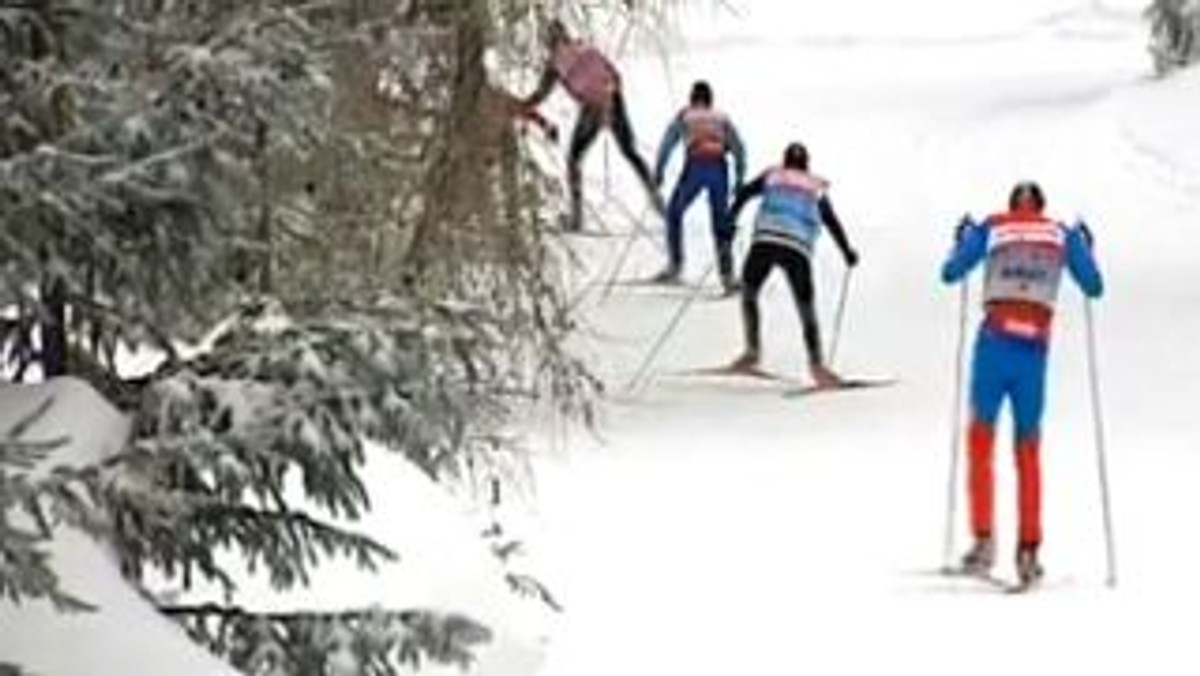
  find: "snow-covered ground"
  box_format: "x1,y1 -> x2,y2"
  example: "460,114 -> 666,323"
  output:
6,3 -> 1200,675
521,3 -> 1200,675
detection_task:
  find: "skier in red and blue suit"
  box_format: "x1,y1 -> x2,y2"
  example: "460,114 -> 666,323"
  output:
651,81 -> 747,292
941,181 -> 1104,586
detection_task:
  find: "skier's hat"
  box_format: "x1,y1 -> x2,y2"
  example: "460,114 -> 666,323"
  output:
783,142 -> 809,170
1009,180 -> 1045,211
690,80 -> 713,106
545,18 -> 570,45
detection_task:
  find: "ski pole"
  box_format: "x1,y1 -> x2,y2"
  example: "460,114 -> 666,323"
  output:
942,281 -> 971,569
624,262 -> 717,395
599,203 -> 655,303
1084,299 -> 1118,587
826,266 -> 854,367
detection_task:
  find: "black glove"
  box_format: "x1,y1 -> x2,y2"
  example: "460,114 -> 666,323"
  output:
844,248 -> 860,268
1077,221 -> 1095,249
954,213 -> 973,242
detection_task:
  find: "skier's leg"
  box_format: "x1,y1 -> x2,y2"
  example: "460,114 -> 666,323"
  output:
779,250 -> 825,369
1011,342 -> 1049,550
609,92 -> 664,214
966,331 -> 1007,547
703,162 -> 735,284
663,163 -> 705,276
737,243 -> 774,364
566,105 -> 604,231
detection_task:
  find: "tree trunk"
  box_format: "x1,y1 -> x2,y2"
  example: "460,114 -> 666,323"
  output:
256,119 -> 274,294
40,277 -> 68,377
406,0 -> 489,272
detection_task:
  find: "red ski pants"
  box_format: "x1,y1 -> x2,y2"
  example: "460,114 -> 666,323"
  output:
968,419 -> 1041,546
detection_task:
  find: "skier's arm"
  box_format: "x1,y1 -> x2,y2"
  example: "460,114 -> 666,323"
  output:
520,64 -> 559,108
940,217 -> 989,284
1064,222 -> 1104,298
725,118 -> 748,189
654,115 -> 685,186
818,195 -> 858,266
727,172 -> 766,227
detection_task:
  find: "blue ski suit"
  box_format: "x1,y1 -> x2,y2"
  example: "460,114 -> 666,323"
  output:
654,105 -> 746,277
941,208 -> 1103,546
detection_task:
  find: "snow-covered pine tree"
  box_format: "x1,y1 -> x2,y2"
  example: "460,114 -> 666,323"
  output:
1146,0 -> 1200,74
0,397 -> 93,612
3,0 -> 602,673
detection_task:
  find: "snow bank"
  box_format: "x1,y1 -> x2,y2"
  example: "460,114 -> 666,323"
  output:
0,378 -> 238,676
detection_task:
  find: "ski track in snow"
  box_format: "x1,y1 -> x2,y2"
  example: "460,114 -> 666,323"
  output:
525,14 -> 1200,676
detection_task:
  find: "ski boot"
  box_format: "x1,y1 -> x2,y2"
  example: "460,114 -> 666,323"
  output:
719,272 -> 743,296
959,536 -> 995,576
1015,544 -> 1043,588
651,264 -> 681,284
808,362 -> 843,390
728,350 -> 760,373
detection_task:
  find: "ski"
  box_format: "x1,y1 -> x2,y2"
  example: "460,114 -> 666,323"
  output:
783,377 -> 898,398
613,277 -> 701,289
935,566 -> 1045,595
673,363 -> 794,383
610,278 -> 736,301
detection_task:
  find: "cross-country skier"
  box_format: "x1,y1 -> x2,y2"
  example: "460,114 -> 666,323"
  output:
651,80 -> 747,292
726,142 -> 859,388
520,19 -> 664,231
941,181 -> 1104,588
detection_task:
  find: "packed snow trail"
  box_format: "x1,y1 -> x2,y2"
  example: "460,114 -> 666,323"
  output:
526,11 -> 1200,676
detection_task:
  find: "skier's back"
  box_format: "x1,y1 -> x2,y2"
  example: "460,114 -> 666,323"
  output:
652,81 -> 747,291
941,181 -> 1104,587
519,19 -> 663,231
726,142 -> 859,388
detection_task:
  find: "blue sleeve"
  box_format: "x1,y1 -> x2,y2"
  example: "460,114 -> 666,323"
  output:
940,219 -> 989,284
1064,224 -> 1104,298
725,119 -> 747,187
654,115 -> 685,182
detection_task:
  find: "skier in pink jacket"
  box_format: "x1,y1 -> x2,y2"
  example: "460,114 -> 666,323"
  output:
521,19 -> 664,231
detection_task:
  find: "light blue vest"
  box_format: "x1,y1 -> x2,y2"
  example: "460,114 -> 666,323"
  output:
753,167 -> 829,255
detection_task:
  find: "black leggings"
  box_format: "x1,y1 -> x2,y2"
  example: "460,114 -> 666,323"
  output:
740,241 -> 824,366
566,92 -> 657,225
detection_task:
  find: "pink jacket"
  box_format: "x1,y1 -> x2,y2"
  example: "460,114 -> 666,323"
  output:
552,41 -> 619,107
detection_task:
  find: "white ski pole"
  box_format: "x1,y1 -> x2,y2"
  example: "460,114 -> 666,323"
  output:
624,262 -> 717,395
827,267 -> 854,367
942,281 -> 970,569
1084,299 -> 1118,587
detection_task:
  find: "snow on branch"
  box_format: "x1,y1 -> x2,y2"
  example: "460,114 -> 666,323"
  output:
162,602 -> 493,675
0,396 -> 94,613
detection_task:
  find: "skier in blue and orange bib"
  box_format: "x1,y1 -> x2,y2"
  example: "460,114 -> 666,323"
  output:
651,81 -> 747,292
941,181 -> 1104,587
726,142 -> 858,388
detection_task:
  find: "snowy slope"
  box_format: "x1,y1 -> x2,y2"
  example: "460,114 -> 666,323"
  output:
0,378 -> 239,676
523,5 -> 1200,676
